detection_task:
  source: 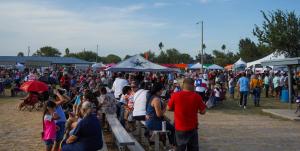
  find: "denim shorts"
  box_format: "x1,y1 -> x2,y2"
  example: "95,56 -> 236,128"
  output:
229,87 -> 234,94
44,139 -> 54,149
56,122 -> 65,142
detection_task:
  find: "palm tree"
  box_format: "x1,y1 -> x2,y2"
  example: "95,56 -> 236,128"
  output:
221,44 -> 226,53
158,42 -> 164,51
65,48 -> 70,56
17,52 -> 24,57
202,44 -> 206,50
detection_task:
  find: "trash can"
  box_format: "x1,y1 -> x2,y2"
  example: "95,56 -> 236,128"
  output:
280,89 -> 289,103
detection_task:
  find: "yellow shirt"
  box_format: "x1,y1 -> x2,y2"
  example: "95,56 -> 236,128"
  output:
250,78 -> 263,89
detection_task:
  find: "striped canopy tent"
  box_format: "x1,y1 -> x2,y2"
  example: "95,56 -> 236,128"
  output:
224,64 -> 233,70
174,64 -> 188,69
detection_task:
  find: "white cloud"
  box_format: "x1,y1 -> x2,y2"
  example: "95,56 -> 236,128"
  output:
198,0 -> 232,4
0,1 -> 167,56
199,0 -> 209,3
153,2 -> 170,8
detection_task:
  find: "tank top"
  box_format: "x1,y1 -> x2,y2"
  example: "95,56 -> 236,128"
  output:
146,96 -> 163,121
43,114 -> 56,140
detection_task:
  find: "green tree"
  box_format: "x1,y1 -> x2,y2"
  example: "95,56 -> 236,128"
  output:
166,48 -> 180,63
179,53 -> 193,64
33,46 -> 61,57
196,53 -> 214,64
140,51 -> 156,62
104,54 -> 121,63
67,51 -> 101,62
154,48 -> 192,64
156,51 -> 168,63
65,48 -> 70,56
17,52 -> 24,57
239,38 -> 261,62
221,44 -> 226,53
212,50 -> 239,66
158,42 -> 164,51
253,10 -> 300,57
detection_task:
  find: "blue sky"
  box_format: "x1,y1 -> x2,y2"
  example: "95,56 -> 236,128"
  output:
0,0 -> 299,58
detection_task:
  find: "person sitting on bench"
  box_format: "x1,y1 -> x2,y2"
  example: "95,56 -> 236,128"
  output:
145,83 -> 176,148
62,101 -> 103,151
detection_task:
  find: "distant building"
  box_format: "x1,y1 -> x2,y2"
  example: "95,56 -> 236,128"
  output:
0,56 -> 92,67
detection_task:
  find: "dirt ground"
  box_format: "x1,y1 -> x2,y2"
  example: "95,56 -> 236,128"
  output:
0,96 -> 43,151
1,95 -> 300,151
0,96 -> 118,151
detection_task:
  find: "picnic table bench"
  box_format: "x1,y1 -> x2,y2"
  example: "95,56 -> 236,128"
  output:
139,120 -> 169,151
98,132 -> 108,151
106,114 -> 145,151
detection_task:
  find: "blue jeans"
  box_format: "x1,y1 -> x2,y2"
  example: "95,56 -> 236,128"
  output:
175,129 -> 198,151
56,122 -> 66,142
117,102 -> 125,127
253,88 -> 261,106
239,91 -> 248,107
61,141 -> 85,151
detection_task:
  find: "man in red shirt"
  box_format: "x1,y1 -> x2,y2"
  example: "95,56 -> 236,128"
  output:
168,78 -> 206,151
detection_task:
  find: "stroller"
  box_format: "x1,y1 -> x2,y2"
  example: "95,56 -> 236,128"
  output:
18,92 -> 40,111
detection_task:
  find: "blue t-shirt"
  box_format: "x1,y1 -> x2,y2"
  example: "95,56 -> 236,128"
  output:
73,113 -> 103,151
55,105 -> 67,123
238,77 -> 249,92
74,95 -> 81,105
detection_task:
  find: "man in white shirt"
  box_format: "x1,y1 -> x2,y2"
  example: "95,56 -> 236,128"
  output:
111,73 -> 128,123
132,82 -> 150,121
111,73 -> 128,99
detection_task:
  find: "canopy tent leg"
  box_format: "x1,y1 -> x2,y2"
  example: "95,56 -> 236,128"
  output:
288,65 -> 292,109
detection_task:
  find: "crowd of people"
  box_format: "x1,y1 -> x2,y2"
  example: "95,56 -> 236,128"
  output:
1,66 -> 300,151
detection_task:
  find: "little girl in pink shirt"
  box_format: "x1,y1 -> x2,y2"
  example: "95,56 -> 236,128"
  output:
42,101 -> 58,151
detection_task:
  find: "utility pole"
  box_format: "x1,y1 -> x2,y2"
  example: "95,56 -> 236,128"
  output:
27,46 -> 30,56
96,44 -> 99,63
201,21 -> 204,73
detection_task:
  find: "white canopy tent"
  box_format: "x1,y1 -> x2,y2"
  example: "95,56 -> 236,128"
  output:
15,63 -> 25,71
92,63 -> 105,69
247,52 -> 285,68
108,55 -> 174,72
234,58 -> 247,69
207,64 -> 224,70
189,63 -> 207,69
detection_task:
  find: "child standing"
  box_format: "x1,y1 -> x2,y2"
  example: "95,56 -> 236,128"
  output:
42,101 -> 58,151
213,84 -> 221,106
229,76 -> 235,99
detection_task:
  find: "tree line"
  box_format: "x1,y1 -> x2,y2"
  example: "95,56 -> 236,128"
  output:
17,10 -> 300,66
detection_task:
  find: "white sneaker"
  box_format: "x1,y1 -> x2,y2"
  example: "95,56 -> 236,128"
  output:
244,106 -> 247,109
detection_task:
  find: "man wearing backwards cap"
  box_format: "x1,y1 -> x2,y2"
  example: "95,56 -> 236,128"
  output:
168,78 -> 206,151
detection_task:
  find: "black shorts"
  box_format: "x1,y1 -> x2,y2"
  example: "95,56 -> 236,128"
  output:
275,86 -> 281,93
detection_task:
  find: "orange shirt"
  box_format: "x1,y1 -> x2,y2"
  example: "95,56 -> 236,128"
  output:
250,78 -> 263,89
